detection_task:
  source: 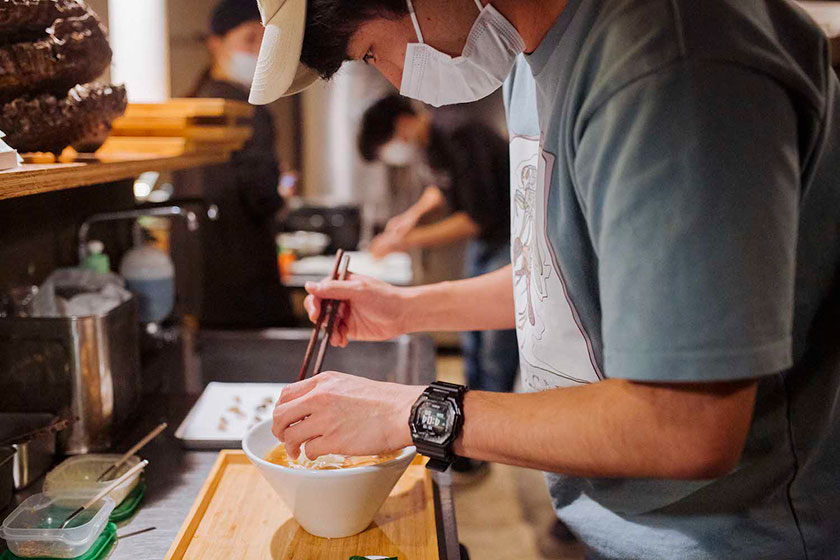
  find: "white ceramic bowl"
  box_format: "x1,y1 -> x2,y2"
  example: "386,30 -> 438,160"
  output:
242,419 -> 416,538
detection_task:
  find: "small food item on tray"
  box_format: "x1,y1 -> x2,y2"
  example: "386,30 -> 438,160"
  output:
21,151 -> 55,163
226,405 -> 246,418
265,443 -> 399,470
217,416 -> 228,432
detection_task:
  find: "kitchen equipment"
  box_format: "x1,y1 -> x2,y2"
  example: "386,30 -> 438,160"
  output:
97,422 -> 166,481
276,230 -> 330,257
0,523 -> 117,560
0,494 -> 116,559
298,250 -> 347,381
243,419 -> 416,538
0,447 -> 15,510
45,454 -> 143,507
175,383 -> 284,449
0,297 -> 141,454
192,330 -> 435,388
0,414 -> 67,491
165,450 -> 438,559
283,204 -> 362,253
60,460 -> 148,528
287,251 -> 413,287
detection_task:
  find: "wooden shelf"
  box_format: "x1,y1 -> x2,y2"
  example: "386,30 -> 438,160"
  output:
0,150 -> 230,201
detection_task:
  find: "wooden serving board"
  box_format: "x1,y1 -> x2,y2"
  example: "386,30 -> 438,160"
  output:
165,451 -> 439,560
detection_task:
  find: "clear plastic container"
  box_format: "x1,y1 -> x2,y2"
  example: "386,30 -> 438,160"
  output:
44,454 -> 141,506
0,493 -> 115,558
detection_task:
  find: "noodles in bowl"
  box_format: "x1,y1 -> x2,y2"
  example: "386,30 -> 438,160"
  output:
265,443 -> 399,470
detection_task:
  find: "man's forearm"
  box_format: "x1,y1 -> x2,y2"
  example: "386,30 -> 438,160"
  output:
401,265 -> 516,332
394,378 -> 757,479
402,212 -> 479,249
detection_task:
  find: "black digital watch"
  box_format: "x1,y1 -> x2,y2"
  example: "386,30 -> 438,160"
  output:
408,381 -> 467,472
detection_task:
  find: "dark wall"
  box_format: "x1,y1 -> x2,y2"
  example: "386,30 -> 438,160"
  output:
0,181 -> 136,293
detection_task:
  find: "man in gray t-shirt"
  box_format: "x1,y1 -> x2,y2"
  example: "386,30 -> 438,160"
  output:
258,0 -> 840,557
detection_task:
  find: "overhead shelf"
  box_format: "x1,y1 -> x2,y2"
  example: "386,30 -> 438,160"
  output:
0,150 -> 230,201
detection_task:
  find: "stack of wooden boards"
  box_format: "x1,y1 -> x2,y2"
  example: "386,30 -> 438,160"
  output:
100,98 -> 255,157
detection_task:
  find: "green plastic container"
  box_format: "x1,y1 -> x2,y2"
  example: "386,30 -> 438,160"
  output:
110,482 -> 146,523
1,522 -> 116,560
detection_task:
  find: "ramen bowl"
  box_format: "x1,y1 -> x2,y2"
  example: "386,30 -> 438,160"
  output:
242,419 -> 416,538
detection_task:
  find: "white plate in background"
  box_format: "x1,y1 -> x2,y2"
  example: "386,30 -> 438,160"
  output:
175,382 -> 286,449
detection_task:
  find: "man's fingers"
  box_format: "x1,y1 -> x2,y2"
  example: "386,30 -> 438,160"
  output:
300,435 -> 331,460
303,295 -> 320,323
283,417 -> 325,459
272,395 -> 314,442
304,279 -> 360,302
276,377 -> 318,407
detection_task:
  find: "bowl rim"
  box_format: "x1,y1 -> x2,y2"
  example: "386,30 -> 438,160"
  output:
242,419 -> 416,478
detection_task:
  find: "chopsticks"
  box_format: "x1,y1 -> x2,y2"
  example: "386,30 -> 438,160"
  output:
96,422 -> 167,482
298,250 -> 351,381
61,460 -> 149,529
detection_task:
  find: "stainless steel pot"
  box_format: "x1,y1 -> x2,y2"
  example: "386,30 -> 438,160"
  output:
0,413 -> 58,490
0,446 -> 15,510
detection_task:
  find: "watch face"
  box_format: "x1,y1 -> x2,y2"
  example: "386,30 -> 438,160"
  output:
414,399 -> 456,445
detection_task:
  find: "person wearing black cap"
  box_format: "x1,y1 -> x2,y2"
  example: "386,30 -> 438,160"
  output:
187,0 -> 293,328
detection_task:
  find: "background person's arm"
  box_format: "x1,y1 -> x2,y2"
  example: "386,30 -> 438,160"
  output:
370,211 -> 479,257
382,185 -> 446,237
273,372 -> 758,480
303,264 -> 516,346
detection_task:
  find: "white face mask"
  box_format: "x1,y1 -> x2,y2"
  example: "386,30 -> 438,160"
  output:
379,140 -> 419,166
225,51 -> 259,87
400,0 -> 525,107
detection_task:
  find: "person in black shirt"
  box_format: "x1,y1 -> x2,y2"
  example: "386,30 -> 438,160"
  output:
359,95 -> 518,399
187,0 -> 293,328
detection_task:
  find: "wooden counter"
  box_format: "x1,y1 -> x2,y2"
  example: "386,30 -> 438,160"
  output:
0,151 -> 230,201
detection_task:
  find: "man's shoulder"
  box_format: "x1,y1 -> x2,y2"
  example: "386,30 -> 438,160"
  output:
578,0 -> 829,113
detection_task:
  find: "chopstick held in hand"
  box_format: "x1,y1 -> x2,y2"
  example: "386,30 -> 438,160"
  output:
298,250 -> 345,381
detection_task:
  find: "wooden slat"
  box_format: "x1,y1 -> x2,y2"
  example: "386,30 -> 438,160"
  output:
97,137 -> 190,157
166,451 -> 439,560
122,99 -> 254,120
0,151 -> 230,200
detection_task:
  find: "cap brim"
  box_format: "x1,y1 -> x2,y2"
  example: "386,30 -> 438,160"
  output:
249,0 -> 319,105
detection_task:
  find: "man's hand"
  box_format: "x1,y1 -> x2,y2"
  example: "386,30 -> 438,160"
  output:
304,273 -> 410,346
272,372 -> 423,459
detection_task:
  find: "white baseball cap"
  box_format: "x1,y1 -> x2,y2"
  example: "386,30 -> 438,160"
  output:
249,0 -> 320,105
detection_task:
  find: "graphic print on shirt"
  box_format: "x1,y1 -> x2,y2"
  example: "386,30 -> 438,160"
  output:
510,136 -> 601,390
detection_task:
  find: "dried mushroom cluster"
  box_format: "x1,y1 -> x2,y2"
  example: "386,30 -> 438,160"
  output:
0,0 -> 127,153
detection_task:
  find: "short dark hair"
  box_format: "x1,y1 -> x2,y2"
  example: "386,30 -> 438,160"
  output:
358,94 -> 417,161
302,0 -> 408,80
210,0 -> 261,37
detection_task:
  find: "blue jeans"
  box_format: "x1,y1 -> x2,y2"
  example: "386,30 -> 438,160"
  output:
461,240 -> 519,393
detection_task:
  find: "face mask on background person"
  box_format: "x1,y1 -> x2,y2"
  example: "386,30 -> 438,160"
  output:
400,0 -> 525,107
379,140 -> 419,166
225,51 -> 260,87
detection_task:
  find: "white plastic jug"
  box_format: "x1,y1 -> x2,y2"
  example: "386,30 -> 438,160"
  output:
119,244 -> 175,323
